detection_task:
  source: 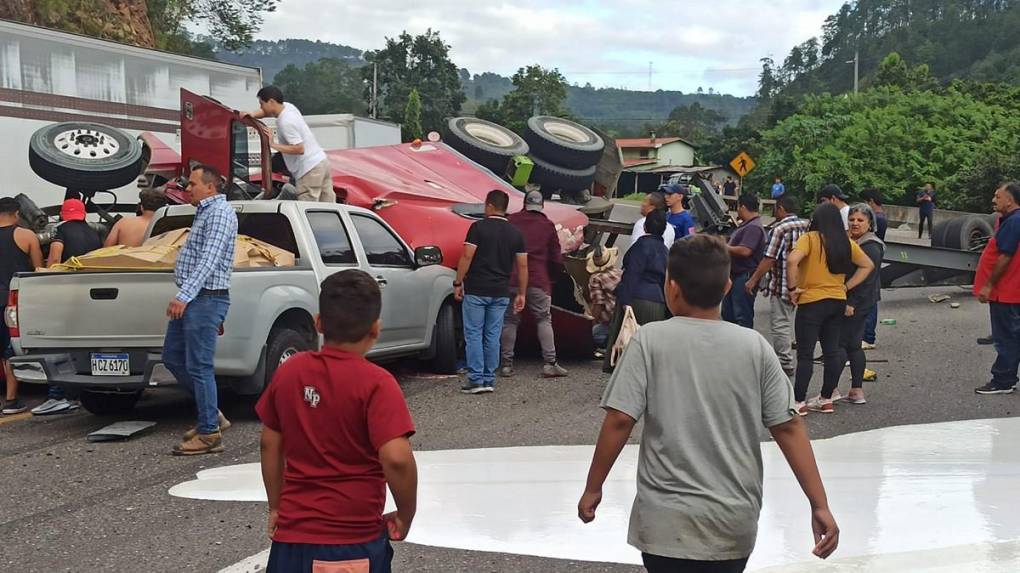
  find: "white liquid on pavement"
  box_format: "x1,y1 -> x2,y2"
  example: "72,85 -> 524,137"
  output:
168,418 -> 1020,571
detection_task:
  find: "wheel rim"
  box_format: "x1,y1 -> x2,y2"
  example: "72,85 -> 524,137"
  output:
54,128 -> 120,159
542,120 -> 591,143
463,122 -> 516,148
279,347 -> 300,366
967,229 -> 988,251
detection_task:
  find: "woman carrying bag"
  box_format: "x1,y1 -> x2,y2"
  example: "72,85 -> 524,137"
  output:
603,210 -> 671,372
786,201 -> 875,415
839,204 -> 885,404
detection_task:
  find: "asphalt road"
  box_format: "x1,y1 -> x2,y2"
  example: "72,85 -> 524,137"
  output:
0,285 -> 1014,573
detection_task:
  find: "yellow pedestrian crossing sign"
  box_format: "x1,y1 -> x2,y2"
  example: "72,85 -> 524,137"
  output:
730,151 -> 756,177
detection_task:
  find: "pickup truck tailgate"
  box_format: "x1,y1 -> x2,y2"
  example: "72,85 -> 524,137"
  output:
15,271 -> 177,349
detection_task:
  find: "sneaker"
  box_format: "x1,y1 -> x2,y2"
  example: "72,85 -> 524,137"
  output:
807,397 -> 834,413
542,363 -> 568,378
863,369 -> 877,382
977,336 -> 994,346
498,365 -> 515,378
975,383 -> 1016,395
847,392 -> 867,404
183,411 -> 232,440
480,385 -> 495,393
31,398 -> 74,416
861,341 -> 876,350
172,432 -> 224,456
795,401 -> 809,416
460,383 -> 487,395
593,349 -> 606,360
1,399 -> 28,415
829,389 -> 846,402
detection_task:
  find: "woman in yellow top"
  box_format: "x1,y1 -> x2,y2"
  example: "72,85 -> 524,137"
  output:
787,202 -> 875,415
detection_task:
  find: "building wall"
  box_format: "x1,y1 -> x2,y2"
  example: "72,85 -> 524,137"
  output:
656,142 -> 695,167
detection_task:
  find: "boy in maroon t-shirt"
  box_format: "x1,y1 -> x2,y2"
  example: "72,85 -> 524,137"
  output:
257,269 -> 418,573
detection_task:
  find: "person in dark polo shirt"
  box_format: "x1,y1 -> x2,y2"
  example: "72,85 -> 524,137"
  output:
974,182 -> 1020,395
722,194 -> 766,329
500,190 -> 568,379
453,189 -> 527,394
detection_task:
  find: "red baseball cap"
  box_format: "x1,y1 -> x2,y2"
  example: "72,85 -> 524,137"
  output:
60,199 -> 86,221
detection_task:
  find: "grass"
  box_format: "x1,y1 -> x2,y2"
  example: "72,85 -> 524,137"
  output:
621,192 -> 646,202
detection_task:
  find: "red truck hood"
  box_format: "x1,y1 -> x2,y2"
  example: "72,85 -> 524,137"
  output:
324,142 -> 588,268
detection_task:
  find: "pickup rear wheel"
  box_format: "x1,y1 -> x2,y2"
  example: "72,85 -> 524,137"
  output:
265,326 -> 315,386
79,390 -> 142,416
430,303 -> 457,374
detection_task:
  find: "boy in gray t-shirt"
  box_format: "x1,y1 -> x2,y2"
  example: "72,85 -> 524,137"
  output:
578,235 -> 839,572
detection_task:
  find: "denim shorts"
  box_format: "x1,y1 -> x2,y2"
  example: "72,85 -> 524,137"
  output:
267,533 -> 393,573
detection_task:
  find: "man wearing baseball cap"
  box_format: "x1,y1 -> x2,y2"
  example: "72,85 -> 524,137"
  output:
662,183 -> 697,240
500,189 -> 569,378
818,184 -> 850,230
35,198 -> 101,416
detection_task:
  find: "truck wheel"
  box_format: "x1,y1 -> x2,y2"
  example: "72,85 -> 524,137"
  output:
265,326 -> 315,386
524,116 -> 604,170
528,154 -> 596,197
430,303 -> 457,374
443,117 -> 529,174
29,122 -> 145,190
79,390 -> 142,416
950,215 -> 993,251
930,217 -> 960,249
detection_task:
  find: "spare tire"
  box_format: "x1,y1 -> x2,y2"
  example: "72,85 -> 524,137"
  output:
527,154 -> 596,197
29,122 -> 145,191
524,116 -> 604,170
443,117 -> 529,173
949,215 -> 993,251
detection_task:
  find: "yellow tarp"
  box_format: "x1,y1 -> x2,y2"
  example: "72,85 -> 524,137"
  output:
53,228 -> 296,271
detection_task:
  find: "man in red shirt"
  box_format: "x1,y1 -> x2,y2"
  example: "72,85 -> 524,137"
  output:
973,182 -> 1020,395
257,270 -> 418,572
499,190 -> 568,378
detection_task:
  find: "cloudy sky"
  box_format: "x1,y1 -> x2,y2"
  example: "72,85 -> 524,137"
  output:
256,0 -> 847,96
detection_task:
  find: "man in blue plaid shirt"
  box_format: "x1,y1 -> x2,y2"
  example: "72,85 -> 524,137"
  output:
164,164 -> 238,455
746,195 -> 810,376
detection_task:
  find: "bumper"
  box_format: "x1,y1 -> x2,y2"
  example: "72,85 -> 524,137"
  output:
9,351 -> 177,391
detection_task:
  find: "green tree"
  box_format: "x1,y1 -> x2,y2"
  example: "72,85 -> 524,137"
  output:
147,0 -> 279,52
757,57 -> 782,101
660,102 -> 725,144
403,88 -> 423,141
273,58 -> 368,116
362,30 -> 466,135
477,65 -> 570,134
871,52 -> 937,91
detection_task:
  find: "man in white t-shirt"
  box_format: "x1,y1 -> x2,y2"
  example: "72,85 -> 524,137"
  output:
243,86 -> 335,202
818,184 -> 850,230
630,191 -> 675,248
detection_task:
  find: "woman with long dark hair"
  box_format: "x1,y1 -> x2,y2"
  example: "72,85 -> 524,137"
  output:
787,202 -> 875,414
838,204 -> 885,404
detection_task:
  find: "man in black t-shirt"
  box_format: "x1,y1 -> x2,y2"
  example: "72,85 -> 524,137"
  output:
453,190 -> 527,394
46,199 -> 102,267
723,176 -> 738,197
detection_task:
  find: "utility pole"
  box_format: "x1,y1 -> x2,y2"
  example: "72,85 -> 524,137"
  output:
648,61 -> 652,91
371,62 -> 378,118
845,48 -> 859,94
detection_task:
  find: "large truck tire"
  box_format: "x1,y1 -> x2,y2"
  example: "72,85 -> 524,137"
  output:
80,390 -> 142,416
443,117 -> 529,173
29,122 -> 145,190
930,217 -> 960,249
524,116 -> 604,170
429,302 -> 458,375
949,215 -> 993,251
527,154 -> 596,197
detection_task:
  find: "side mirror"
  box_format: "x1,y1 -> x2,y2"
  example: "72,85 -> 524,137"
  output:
415,245 -> 443,267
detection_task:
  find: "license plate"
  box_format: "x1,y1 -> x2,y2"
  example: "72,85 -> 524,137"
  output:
91,353 -> 130,376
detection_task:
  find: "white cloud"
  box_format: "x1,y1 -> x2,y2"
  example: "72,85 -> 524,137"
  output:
256,0 -> 845,95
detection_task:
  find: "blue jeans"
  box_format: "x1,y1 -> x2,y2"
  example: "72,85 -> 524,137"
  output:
721,271 -> 755,329
462,294 -> 510,387
989,302 -> 1020,389
162,295 -> 230,434
592,323 -> 609,348
267,533 -> 393,573
864,304 -> 878,344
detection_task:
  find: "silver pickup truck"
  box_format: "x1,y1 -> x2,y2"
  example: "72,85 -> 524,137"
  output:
5,200 -> 457,415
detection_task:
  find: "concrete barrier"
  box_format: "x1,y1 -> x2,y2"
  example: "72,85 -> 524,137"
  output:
883,205 -> 977,227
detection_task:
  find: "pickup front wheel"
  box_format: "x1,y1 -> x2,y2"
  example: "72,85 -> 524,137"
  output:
79,390 -> 142,416
430,303 -> 458,374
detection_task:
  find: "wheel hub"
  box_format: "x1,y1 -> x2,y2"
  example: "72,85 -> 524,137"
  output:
280,347 -> 299,365
54,128 -> 120,159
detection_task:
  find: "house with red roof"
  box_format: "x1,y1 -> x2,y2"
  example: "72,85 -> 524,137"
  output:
616,134 -> 696,171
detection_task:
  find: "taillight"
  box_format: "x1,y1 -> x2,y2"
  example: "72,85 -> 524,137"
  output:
6,290 -> 18,338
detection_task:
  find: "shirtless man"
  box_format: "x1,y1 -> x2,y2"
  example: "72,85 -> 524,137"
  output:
0,197 -> 43,415
105,189 -> 167,247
